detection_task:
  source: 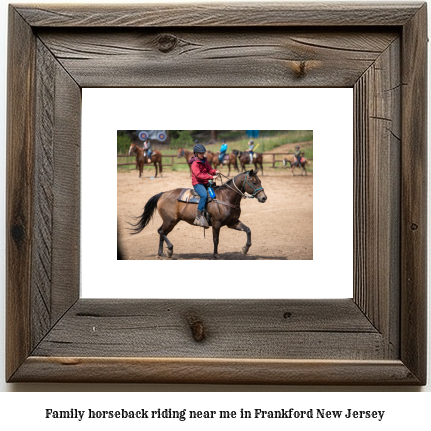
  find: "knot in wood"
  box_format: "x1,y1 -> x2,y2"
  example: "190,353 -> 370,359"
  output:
11,222 -> 25,246
157,34 -> 178,53
411,223 -> 418,231
186,314 -> 206,342
294,61 -> 307,78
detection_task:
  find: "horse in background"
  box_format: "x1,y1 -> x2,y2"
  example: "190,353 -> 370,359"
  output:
177,148 -> 217,172
234,150 -> 264,175
283,155 -> 308,176
177,148 -> 194,174
212,152 -> 239,176
128,143 -> 163,178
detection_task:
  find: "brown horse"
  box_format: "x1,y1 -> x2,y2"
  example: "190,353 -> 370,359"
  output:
177,148 -> 194,174
129,143 -> 163,178
283,155 -> 308,176
129,169 -> 267,258
234,150 -> 264,174
213,152 -> 239,176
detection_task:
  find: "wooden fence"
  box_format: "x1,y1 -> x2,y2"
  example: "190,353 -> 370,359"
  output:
118,152 -> 312,169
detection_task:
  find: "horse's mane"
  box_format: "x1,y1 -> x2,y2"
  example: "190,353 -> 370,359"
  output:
214,178 -> 233,190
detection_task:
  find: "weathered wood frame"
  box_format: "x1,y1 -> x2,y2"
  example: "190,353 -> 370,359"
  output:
6,3 -> 427,385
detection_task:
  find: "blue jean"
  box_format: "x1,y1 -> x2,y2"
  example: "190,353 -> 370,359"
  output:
193,184 -> 207,212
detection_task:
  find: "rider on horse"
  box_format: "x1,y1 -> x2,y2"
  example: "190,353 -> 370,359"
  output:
246,140 -> 255,163
218,140 -> 228,165
143,139 -> 152,162
189,143 -> 220,228
294,145 -> 302,166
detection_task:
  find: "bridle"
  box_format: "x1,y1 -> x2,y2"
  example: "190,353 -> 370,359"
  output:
128,144 -> 137,156
242,172 -> 264,198
217,171 -> 264,199
129,144 -> 147,161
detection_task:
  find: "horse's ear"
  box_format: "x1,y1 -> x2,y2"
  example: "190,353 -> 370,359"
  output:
254,167 -> 259,175
249,169 -> 254,176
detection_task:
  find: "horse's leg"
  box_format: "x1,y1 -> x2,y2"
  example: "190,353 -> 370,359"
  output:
212,223 -> 221,256
228,220 -> 251,255
159,160 -> 163,177
157,221 -> 176,258
154,162 -> 158,178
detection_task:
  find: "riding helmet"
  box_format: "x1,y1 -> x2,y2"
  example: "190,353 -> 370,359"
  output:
193,143 -> 207,153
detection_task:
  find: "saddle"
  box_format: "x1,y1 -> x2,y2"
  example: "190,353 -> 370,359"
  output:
176,188 -> 240,209
219,154 -> 229,165
177,188 -> 213,204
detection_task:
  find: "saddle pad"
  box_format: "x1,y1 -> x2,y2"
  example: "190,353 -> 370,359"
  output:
177,188 -> 212,204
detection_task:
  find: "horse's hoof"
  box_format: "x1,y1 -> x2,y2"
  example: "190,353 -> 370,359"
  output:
167,248 -> 173,258
242,246 -> 249,255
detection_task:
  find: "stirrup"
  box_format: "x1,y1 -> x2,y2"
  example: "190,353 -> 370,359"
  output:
194,211 -> 209,229
198,215 -> 209,229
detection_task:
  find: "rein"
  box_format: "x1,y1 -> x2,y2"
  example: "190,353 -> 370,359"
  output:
216,172 -> 264,199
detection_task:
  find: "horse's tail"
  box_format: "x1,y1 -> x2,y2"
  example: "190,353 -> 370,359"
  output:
129,192 -> 163,235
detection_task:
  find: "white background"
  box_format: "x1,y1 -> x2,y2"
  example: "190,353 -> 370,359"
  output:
82,87 -> 353,299
0,0 -> 429,422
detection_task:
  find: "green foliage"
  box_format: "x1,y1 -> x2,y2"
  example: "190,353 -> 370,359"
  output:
170,131 -> 195,148
302,146 -> 313,159
117,134 -> 131,154
202,130 -> 313,153
117,130 -> 313,172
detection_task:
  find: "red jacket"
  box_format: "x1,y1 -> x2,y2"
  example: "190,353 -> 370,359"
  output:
189,157 -> 217,186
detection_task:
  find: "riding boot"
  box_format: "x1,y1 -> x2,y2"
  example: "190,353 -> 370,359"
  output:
194,210 -> 209,229
202,209 -> 212,226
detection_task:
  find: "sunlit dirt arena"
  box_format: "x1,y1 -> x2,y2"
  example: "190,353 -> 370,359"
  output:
117,164 -> 313,260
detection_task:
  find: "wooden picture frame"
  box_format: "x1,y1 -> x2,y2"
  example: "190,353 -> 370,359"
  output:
6,2 -> 427,385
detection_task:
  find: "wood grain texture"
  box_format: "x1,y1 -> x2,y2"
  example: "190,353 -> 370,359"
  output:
50,51 -> 81,324
400,3 -> 428,384
32,40 -> 56,347
31,39 -> 81,351
15,2 -> 423,27
6,2 -> 427,385
37,29 -> 398,88
32,299 -> 383,359
353,38 -> 401,358
6,7 -> 36,381
12,357 -> 420,385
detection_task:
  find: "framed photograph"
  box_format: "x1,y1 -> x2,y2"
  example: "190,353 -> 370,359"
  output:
6,2 -> 427,384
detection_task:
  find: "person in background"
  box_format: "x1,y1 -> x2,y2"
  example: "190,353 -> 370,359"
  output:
189,143 -> 220,228
246,140 -> 254,162
294,145 -> 302,166
218,139 -> 228,165
143,139 -> 152,163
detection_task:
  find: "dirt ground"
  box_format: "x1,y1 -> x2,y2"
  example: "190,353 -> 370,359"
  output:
117,144 -> 313,260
